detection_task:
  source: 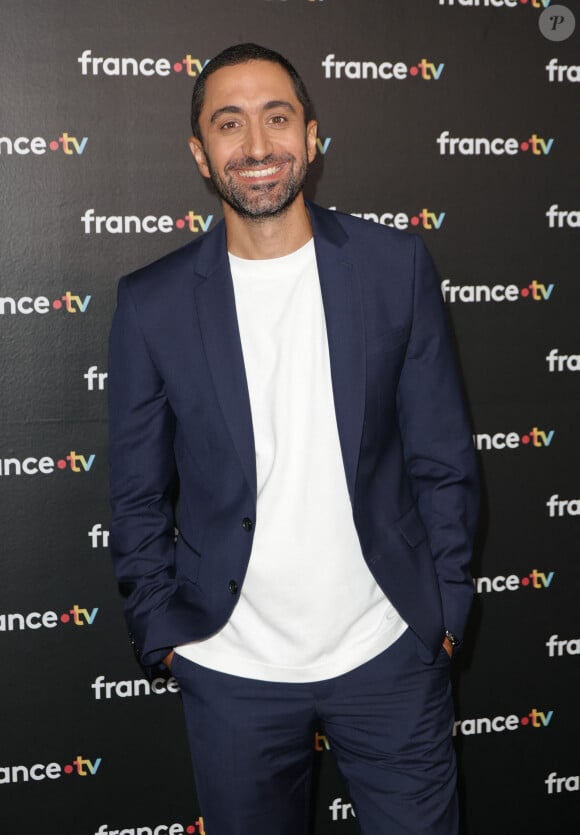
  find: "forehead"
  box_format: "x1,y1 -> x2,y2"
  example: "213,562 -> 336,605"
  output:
201,60 -> 301,118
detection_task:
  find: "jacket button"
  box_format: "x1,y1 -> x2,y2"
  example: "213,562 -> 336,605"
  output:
229,580 -> 238,594
242,517 -> 253,532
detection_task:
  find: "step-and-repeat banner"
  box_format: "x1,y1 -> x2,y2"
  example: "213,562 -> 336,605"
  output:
1,1 -> 579,833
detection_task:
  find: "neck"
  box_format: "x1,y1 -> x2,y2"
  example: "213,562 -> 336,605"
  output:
224,194 -> 312,259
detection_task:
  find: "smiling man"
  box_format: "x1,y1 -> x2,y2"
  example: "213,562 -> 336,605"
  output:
190,61 -> 314,225
108,43 -> 479,835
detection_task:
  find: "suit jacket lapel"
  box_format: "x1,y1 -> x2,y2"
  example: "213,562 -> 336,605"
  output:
194,222 -> 257,501
310,204 -> 366,502
192,205 -> 366,506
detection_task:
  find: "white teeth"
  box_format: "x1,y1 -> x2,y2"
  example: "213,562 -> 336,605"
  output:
238,165 -> 282,178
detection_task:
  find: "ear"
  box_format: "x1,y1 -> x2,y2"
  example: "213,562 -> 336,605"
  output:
306,120 -> 318,164
189,137 -> 210,179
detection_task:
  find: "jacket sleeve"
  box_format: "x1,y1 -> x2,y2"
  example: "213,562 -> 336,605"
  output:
108,276 -> 178,669
396,235 -> 480,643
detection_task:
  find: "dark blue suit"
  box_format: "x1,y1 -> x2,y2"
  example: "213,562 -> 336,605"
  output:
108,202 -> 479,673
109,202 -> 479,833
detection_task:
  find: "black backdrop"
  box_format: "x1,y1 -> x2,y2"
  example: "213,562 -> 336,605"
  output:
1,2 -> 579,833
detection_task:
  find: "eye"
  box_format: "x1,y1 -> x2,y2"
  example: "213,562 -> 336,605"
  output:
220,120 -> 240,130
269,114 -> 288,125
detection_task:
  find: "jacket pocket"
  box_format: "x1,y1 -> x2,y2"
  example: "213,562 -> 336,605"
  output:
366,326 -> 409,356
175,536 -> 201,584
397,504 -> 428,548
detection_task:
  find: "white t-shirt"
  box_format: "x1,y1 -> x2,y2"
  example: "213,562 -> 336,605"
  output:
176,238 -> 407,681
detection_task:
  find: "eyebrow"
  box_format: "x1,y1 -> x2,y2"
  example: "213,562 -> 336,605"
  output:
209,100 -> 297,124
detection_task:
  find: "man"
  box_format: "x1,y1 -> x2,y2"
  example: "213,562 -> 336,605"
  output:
108,43 -> 479,835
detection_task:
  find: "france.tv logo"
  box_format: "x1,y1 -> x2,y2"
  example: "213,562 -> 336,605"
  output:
436,131 -> 554,156
322,55 -> 444,80
330,206 -> 446,231
0,605 -> 99,632
473,426 -> 555,451
95,819 -> 205,835
81,209 -> 214,235
78,50 -> 210,77
441,279 -> 554,303
474,569 -> 555,593
453,707 -> 554,737
439,1 -> 552,8
0,451 -> 96,477
0,755 -> 101,785
0,292 -> 91,316
0,134 -> 88,156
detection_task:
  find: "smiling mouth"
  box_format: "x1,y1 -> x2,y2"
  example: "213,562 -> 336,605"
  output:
237,164 -> 285,179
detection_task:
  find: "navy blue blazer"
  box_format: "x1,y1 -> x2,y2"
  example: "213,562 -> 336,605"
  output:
108,202 -> 479,670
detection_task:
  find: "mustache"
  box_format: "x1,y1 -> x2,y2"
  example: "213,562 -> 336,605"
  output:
225,153 -> 294,173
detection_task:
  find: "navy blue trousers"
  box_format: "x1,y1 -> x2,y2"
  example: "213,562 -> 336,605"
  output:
171,628 -> 457,835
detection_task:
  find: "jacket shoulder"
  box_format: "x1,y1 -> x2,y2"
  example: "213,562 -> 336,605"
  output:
120,219 -> 225,301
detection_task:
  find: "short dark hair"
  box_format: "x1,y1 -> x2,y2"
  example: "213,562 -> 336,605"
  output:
190,43 -> 314,139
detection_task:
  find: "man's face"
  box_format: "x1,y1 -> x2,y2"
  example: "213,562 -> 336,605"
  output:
190,60 -> 318,220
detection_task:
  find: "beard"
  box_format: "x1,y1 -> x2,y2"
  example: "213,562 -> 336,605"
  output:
204,148 -> 309,221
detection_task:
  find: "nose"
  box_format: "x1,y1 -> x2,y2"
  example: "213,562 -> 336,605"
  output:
242,119 -> 272,161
